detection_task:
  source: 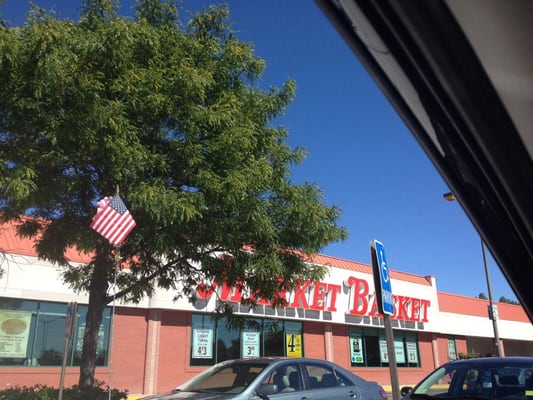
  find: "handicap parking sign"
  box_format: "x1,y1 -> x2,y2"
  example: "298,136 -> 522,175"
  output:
371,240 -> 394,315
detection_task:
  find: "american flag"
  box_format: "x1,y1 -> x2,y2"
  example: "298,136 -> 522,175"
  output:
90,194 -> 136,247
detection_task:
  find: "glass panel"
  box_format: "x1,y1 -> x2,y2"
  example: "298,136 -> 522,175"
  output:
0,299 -> 111,368
190,314 -> 215,366
285,321 -> 303,357
97,308 -> 111,366
33,313 -> 65,366
0,298 -> 39,313
365,336 -> 380,367
188,315 -> 303,366
216,319 -> 240,362
263,319 -> 283,357
72,305 -> 111,367
182,361 -> 269,394
0,300 -> 37,366
305,363 -> 338,389
406,334 -> 420,366
35,302 -> 81,366
448,338 -> 457,361
349,326 -> 420,368
265,363 -> 302,392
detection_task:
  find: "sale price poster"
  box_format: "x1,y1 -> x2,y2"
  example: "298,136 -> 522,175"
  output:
0,310 -> 32,358
192,328 -> 213,359
241,331 -> 260,358
350,337 -> 364,363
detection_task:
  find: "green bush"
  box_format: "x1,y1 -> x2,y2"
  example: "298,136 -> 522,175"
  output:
458,352 -> 481,359
0,382 -> 128,400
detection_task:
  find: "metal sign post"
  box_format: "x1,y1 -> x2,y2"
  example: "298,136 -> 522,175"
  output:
371,240 -> 400,400
59,302 -> 77,400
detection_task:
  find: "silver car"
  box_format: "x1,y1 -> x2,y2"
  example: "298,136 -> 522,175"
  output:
140,357 -> 388,400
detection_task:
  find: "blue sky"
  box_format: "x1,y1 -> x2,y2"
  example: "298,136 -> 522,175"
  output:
1,0 -> 518,302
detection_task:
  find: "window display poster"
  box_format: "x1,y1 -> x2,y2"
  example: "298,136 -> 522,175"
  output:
241,331 -> 260,358
0,310 -> 32,358
406,341 -> 418,363
286,333 -> 302,357
379,339 -> 406,363
448,339 -> 457,360
76,324 -> 106,354
192,328 -> 213,359
350,337 -> 364,363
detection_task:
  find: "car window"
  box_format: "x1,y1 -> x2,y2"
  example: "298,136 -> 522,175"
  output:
304,363 -> 344,389
458,368 -> 487,396
416,367 -> 484,397
413,366 -> 453,396
332,369 -> 353,386
180,362 -> 267,394
263,363 -> 303,393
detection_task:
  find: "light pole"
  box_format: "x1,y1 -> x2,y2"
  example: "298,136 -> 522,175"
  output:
443,192 -> 504,357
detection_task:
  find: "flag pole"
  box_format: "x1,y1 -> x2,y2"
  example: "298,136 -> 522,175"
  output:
89,186 -> 136,400
108,247 -> 120,400
108,185 -> 119,400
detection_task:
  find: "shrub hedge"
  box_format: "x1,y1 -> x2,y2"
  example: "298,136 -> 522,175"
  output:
0,382 -> 129,400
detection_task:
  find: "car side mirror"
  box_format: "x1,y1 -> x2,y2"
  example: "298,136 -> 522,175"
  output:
257,383 -> 278,396
400,386 -> 413,398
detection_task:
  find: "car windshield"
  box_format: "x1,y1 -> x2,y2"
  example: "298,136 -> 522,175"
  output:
178,361 -> 268,394
412,360 -> 533,399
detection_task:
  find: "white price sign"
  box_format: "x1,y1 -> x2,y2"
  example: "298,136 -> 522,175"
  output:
407,341 -> 418,363
241,331 -> 260,358
192,328 -> 213,359
379,339 -> 406,363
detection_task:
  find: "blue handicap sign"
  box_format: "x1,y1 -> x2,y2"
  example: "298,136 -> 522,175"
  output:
373,240 -> 394,315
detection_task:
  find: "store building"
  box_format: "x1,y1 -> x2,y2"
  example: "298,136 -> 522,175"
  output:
1,220 -> 532,396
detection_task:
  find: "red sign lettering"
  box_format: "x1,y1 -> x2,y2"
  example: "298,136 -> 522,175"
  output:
310,281 -> 328,310
194,275 -> 430,323
290,280 -> 312,309
346,277 -> 369,315
326,283 -> 341,312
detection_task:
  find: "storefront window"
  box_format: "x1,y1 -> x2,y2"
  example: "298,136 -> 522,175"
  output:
349,327 -> 420,368
190,314 -> 302,366
448,337 -> 457,360
284,320 -> 304,358
263,319 -> 284,357
216,319 -> 240,361
0,297 -> 111,367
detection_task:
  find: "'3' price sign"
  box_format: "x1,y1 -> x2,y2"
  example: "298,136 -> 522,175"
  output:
241,331 -> 260,358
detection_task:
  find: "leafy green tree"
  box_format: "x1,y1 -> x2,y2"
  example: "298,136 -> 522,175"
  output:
0,0 -> 347,387
498,296 -> 519,305
478,293 -> 519,305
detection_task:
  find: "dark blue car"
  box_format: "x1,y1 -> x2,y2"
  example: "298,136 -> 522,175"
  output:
401,357 -> 533,400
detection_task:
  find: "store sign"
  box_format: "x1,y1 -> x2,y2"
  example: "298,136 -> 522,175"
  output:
371,240 -> 394,315
346,277 -> 430,322
192,328 -> 213,359
0,310 -> 32,358
286,333 -> 302,357
379,339 -> 405,363
196,276 -> 431,323
406,341 -> 418,363
350,337 -> 364,363
241,331 -> 260,358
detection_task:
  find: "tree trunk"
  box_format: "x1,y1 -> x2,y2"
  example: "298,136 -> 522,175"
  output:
79,255 -> 110,387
